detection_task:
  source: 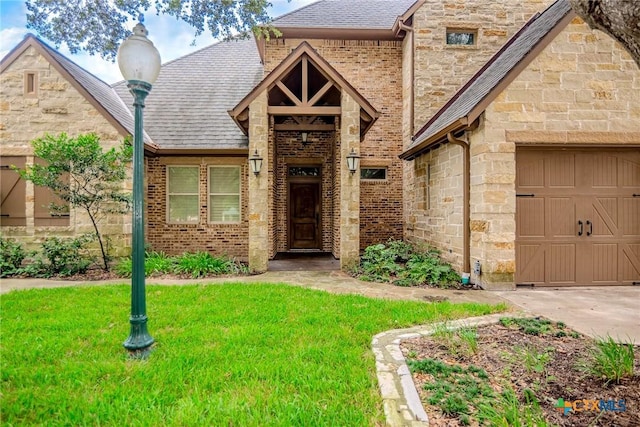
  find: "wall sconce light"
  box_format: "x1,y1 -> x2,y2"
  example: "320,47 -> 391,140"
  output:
346,148 -> 360,175
301,131 -> 309,145
249,150 -> 263,176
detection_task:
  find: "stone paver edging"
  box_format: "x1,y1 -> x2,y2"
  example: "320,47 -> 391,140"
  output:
372,313 -> 521,426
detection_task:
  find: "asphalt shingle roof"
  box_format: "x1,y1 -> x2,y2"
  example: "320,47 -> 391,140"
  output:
273,0 -> 418,29
407,0 -> 572,152
113,37 -> 262,150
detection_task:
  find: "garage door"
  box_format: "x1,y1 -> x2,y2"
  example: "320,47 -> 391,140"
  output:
516,148 -> 640,286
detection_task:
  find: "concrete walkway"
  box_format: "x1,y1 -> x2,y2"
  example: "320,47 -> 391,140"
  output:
0,270 -> 503,305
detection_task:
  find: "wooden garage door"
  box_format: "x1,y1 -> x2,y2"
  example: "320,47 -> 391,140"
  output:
516,148 -> 640,286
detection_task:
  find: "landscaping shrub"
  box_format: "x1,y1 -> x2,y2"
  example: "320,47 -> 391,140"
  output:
24,235 -> 94,277
0,237 -> 26,277
355,239 -> 462,288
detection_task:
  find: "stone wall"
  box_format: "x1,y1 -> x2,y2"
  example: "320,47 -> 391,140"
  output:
412,0 -> 549,128
470,17 -> 640,288
145,156 -> 249,260
264,39 -> 404,251
404,0 -> 549,274
0,45 -> 130,253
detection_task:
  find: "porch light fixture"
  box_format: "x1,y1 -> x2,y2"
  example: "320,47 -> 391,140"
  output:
249,150 -> 263,175
117,16 -> 161,355
301,131 -> 309,145
346,148 -> 360,175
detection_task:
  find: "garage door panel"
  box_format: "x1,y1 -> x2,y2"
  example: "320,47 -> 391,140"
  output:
620,156 -> 640,187
549,244 -> 576,283
590,198 -> 617,237
622,198 -> 640,236
549,198 -> 575,237
516,244 -> 545,283
548,154 -> 576,188
517,156 -> 545,188
591,244 -> 618,282
621,245 -> 640,282
591,155 -> 618,187
517,198 -> 545,237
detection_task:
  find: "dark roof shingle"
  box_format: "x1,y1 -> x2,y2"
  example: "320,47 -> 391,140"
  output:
114,37 -> 262,150
273,0 -> 418,29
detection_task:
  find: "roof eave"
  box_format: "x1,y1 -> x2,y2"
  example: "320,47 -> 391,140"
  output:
399,118 -> 468,160
277,27 -> 402,40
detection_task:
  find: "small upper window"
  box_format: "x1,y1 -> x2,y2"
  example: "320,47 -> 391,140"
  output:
446,29 -> 476,46
24,72 -> 38,96
361,168 -> 387,180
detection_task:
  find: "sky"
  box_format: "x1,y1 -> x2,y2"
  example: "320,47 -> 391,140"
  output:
0,0 -> 317,83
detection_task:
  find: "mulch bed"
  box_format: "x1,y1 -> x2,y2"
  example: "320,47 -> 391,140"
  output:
401,321 -> 640,426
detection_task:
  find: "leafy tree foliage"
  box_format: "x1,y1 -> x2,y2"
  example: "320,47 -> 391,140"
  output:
25,0 -> 286,61
17,133 -> 132,271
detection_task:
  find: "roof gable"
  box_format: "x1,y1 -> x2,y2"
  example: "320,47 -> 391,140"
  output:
230,41 -> 379,140
401,0 -> 575,160
0,34 -> 147,146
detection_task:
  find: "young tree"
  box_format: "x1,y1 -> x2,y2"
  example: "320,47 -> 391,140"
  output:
25,0 -> 287,62
18,133 -> 132,271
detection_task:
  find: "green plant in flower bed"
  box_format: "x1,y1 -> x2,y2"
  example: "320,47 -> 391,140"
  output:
579,335 -> 635,384
114,251 -> 247,278
0,237 -> 26,277
23,235 -> 94,277
355,239 -> 461,287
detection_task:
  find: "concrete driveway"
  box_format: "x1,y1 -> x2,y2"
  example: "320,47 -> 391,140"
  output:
496,286 -> 640,343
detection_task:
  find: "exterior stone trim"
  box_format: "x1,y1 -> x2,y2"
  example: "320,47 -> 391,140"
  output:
372,313 -> 516,426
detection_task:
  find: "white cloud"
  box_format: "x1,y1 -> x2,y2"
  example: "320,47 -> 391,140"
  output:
0,26 -> 28,60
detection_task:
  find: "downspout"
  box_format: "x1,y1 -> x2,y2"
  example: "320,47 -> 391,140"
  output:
447,131 -> 470,276
397,20 -> 415,136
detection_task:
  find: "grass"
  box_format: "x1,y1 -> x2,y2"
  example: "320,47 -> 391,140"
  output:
0,283 -> 504,426
579,335 -> 635,384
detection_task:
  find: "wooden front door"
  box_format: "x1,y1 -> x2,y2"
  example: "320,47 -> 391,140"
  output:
289,181 -> 321,250
516,149 -> 640,286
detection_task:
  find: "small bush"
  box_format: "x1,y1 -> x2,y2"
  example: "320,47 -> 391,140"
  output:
25,235 -> 94,277
355,239 -> 462,288
0,237 -> 26,277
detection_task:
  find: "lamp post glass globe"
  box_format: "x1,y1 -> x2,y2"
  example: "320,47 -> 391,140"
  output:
117,21 -> 160,352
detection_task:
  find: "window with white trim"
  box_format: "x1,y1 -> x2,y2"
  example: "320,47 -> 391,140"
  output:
209,166 -> 240,223
167,166 -> 199,223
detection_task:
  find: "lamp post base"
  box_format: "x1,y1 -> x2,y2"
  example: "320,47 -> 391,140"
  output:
124,315 -> 154,351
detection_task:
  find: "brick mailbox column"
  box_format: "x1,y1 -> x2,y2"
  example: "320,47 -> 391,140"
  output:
248,92 -> 270,273
339,92 -> 360,269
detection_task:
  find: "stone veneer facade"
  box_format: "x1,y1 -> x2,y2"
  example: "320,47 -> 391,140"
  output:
0,45 -> 131,253
404,0 -> 553,271
467,17 -> 640,288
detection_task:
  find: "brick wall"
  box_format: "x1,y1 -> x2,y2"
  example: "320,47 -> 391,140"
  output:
145,156 -> 249,260
265,39 -> 404,250
0,45 -> 130,253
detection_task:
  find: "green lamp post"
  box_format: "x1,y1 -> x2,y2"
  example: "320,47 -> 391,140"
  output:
117,18 -> 161,353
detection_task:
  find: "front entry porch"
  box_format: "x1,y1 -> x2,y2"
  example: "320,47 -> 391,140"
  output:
230,42 -> 379,273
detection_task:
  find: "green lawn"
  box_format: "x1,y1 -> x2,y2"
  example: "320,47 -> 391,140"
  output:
1,283 -> 506,426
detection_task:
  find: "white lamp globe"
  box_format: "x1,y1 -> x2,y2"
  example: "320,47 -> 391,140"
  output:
117,22 -> 161,84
